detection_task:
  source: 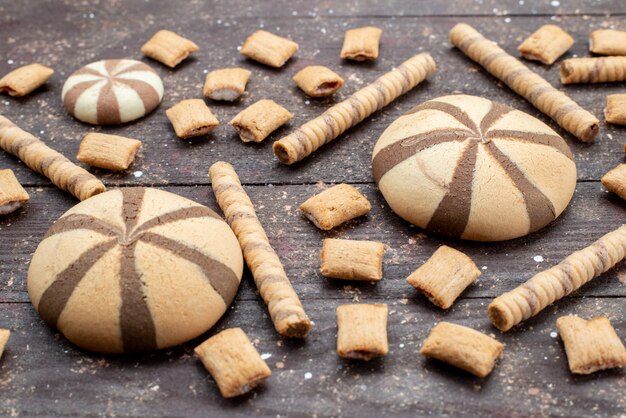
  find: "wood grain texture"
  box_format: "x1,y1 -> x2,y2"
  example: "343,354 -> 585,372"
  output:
1,298 -> 625,417
2,183 -> 625,304
0,0 -> 625,416
1,13 -> 625,186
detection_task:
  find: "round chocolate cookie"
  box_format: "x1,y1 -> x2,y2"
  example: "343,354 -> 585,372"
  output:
27,188 -> 243,353
61,59 -> 164,125
372,94 -> 576,241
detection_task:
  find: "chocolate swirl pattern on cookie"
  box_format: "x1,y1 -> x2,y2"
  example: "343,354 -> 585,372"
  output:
28,187 -> 243,353
62,59 -> 164,125
372,94 -> 576,242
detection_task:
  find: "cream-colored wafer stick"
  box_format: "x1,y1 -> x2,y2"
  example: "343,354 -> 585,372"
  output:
0,329 -> 10,359
209,162 -> 311,338
194,328 -> 272,397
557,315 -> 626,375
450,23 -> 599,142
272,53 -> 436,164
601,164 -> 626,201
0,115 -> 105,201
560,57 -> 626,84
488,224 -> 626,331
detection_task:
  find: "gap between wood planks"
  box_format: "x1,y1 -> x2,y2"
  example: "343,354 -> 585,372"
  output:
9,179 -> 606,188
2,294 -> 625,304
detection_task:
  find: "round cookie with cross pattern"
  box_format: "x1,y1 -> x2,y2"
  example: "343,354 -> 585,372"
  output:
62,59 -> 164,125
372,94 -> 576,241
27,188 -> 243,353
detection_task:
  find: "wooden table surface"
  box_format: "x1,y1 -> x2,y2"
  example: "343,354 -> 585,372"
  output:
1,0 -> 625,416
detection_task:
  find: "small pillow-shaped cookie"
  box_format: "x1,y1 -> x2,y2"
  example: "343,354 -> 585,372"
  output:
0,169 -> 29,215
62,59 -> 164,125
240,30 -> 298,68
27,188 -> 244,353
557,316 -> 626,374
292,66 -> 344,97
0,63 -> 54,97
590,29 -> 626,56
372,94 -> 576,241
141,30 -> 198,68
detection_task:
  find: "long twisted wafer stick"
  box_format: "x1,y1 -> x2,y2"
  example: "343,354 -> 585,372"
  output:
450,23 -> 599,142
209,161 -> 312,338
560,57 -> 626,84
272,53 -> 436,164
0,115 -> 105,200
488,225 -> 626,331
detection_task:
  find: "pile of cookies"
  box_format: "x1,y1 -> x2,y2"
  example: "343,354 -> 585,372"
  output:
0,19 -> 625,400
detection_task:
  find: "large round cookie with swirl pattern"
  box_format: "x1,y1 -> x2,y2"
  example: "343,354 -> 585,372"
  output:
27,188 -> 243,353
62,59 -> 164,125
372,94 -> 576,241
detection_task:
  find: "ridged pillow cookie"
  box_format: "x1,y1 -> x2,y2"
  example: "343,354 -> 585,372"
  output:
27,188 -> 243,353
372,94 -> 576,241
62,59 -> 164,125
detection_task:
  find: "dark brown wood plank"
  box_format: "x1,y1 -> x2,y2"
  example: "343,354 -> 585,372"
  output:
2,182 -> 624,304
1,0 -> 626,19
1,14 -> 625,187
1,297 -> 625,417
1,1 -> 626,417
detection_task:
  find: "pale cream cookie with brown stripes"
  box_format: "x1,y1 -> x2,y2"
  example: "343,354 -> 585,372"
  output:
62,59 -> 164,125
372,94 -> 576,241
27,188 -> 243,353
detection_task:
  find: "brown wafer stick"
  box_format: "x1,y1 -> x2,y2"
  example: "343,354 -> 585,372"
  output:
560,57 -> 626,84
272,53 -> 436,164
488,224 -> 626,332
209,161 -> 311,338
0,115 -> 105,201
450,23 -> 599,142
